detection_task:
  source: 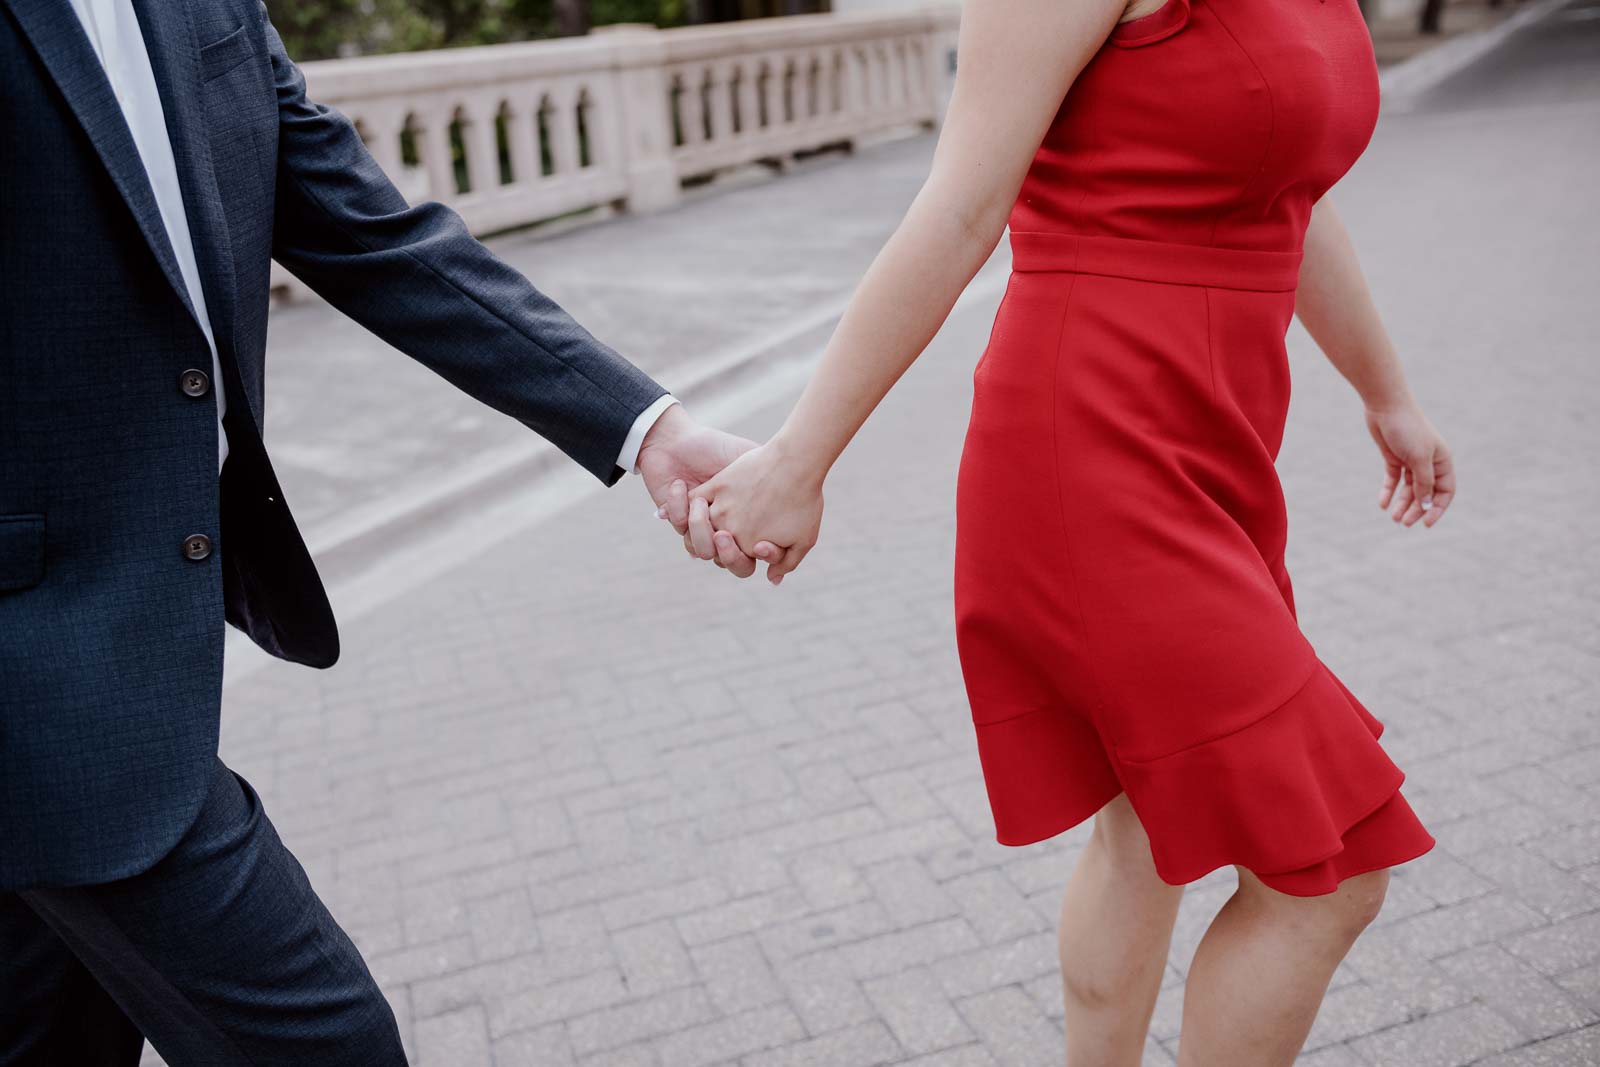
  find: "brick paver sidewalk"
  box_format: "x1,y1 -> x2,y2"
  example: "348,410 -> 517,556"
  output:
153,7 -> 1600,1065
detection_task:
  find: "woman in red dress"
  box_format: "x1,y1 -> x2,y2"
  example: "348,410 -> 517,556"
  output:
681,0 -> 1455,1060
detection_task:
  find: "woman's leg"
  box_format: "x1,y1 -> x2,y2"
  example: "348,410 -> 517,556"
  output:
1176,866 -> 1390,1067
1059,792 -> 1185,1067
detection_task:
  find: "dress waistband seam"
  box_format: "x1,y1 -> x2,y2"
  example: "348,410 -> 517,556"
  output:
1008,230 -> 1303,292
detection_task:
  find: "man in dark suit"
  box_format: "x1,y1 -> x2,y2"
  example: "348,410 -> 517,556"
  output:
0,0 -> 761,1060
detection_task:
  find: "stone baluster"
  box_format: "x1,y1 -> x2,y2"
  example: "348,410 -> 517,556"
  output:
550,84 -> 582,176
737,60 -> 760,136
577,90 -> 601,168
807,51 -> 823,121
863,46 -> 876,114
846,47 -> 866,117
780,56 -> 795,126
910,39 -> 923,109
504,87 -> 542,186
419,104 -> 457,200
871,45 -> 888,114
362,105 -> 408,180
680,68 -> 706,146
701,67 -> 724,145
761,54 -> 783,131
896,38 -> 908,109
462,93 -> 501,193
716,62 -> 739,141
919,29 -> 947,124
909,37 -> 927,109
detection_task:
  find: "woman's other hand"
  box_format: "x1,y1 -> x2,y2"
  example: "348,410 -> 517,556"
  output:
1364,400 -> 1456,528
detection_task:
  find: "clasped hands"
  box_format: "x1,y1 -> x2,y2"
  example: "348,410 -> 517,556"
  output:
637,404 -> 821,585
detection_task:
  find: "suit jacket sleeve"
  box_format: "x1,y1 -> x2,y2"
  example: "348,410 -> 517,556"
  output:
260,7 -> 666,485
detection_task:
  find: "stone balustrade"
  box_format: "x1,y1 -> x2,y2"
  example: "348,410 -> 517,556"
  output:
272,8 -> 960,294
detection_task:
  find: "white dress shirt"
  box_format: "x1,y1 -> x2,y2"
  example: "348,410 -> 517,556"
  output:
67,0 -> 674,478
68,0 -> 228,470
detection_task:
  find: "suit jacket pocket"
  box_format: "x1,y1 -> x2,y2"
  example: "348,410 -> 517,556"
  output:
0,514 -> 45,592
199,23 -> 254,81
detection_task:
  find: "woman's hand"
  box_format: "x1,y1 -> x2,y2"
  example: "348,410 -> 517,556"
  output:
685,441 -> 825,585
1363,400 -> 1456,528
661,0 -> 1122,587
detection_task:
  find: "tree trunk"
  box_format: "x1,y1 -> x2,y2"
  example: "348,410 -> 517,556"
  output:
555,0 -> 590,37
1419,0 -> 1446,33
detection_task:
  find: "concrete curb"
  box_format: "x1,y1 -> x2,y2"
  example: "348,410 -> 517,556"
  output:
300,295 -> 850,585
225,258 -> 1007,684
1378,0 -> 1571,108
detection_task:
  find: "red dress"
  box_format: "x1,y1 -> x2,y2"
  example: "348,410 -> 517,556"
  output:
953,0 -> 1436,895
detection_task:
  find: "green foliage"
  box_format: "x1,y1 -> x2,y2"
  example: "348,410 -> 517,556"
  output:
267,0 -> 686,61
264,0 -> 367,59
595,0 -> 685,27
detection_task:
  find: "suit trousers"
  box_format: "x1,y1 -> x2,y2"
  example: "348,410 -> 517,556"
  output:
0,758 -> 406,1065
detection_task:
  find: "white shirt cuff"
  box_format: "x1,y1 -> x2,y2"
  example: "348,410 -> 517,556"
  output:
617,394 -> 680,476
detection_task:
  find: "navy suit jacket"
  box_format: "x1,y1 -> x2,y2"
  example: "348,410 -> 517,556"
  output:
0,0 -> 667,889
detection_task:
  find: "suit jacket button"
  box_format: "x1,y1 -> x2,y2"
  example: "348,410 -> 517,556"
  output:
180,369 -> 211,398
183,534 -> 213,561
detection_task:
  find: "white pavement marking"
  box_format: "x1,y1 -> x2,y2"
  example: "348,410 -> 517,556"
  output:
223,264 -> 1011,688
1378,0 -> 1572,110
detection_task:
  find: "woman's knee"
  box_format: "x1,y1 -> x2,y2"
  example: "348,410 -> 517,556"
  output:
1091,794 -> 1152,867
1238,865 -> 1391,943
1337,868 -> 1392,930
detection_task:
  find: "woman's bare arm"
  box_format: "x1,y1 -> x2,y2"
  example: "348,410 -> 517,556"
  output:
1296,197 -> 1413,410
763,0 -> 1124,476
683,0 -> 1128,577
1296,196 -> 1456,526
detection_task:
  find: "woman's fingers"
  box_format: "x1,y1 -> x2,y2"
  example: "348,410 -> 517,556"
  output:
1422,486 -> 1453,527
687,496 -> 717,559
1422,449 -> 1456,527
1403,451 -> 1438,527
713,531 -> 756,578
1378,455 -> 1401,511
1395,444 -> 1449,528
764,543 -> 813,585
750,541 -> 788,585
681,483 -> 760,576
1389,467 -> 1414,524
1368,411 -> 1455,530
1397,463 -> 1423,526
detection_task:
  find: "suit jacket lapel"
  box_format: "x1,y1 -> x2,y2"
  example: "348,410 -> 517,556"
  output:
131,0 -> 240,376
2,0 -> 198,326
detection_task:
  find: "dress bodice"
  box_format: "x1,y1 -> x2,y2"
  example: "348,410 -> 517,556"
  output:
1009,0 -> 1381,255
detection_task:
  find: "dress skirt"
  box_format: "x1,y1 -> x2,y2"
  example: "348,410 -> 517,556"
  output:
952,232 -> 1436,896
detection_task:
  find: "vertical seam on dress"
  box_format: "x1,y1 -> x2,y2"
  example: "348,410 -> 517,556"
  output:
1204,3 -> 1276,247
1046,268 -> 1120,749
1203,285 -> 1217,403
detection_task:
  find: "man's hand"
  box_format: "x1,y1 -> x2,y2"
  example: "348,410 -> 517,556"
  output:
636,405 -> 763,577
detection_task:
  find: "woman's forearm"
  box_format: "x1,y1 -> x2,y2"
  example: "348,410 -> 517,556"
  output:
1295,196 -> 1415,411
768,185 -> 1004,483
758,0 -> 1123,487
